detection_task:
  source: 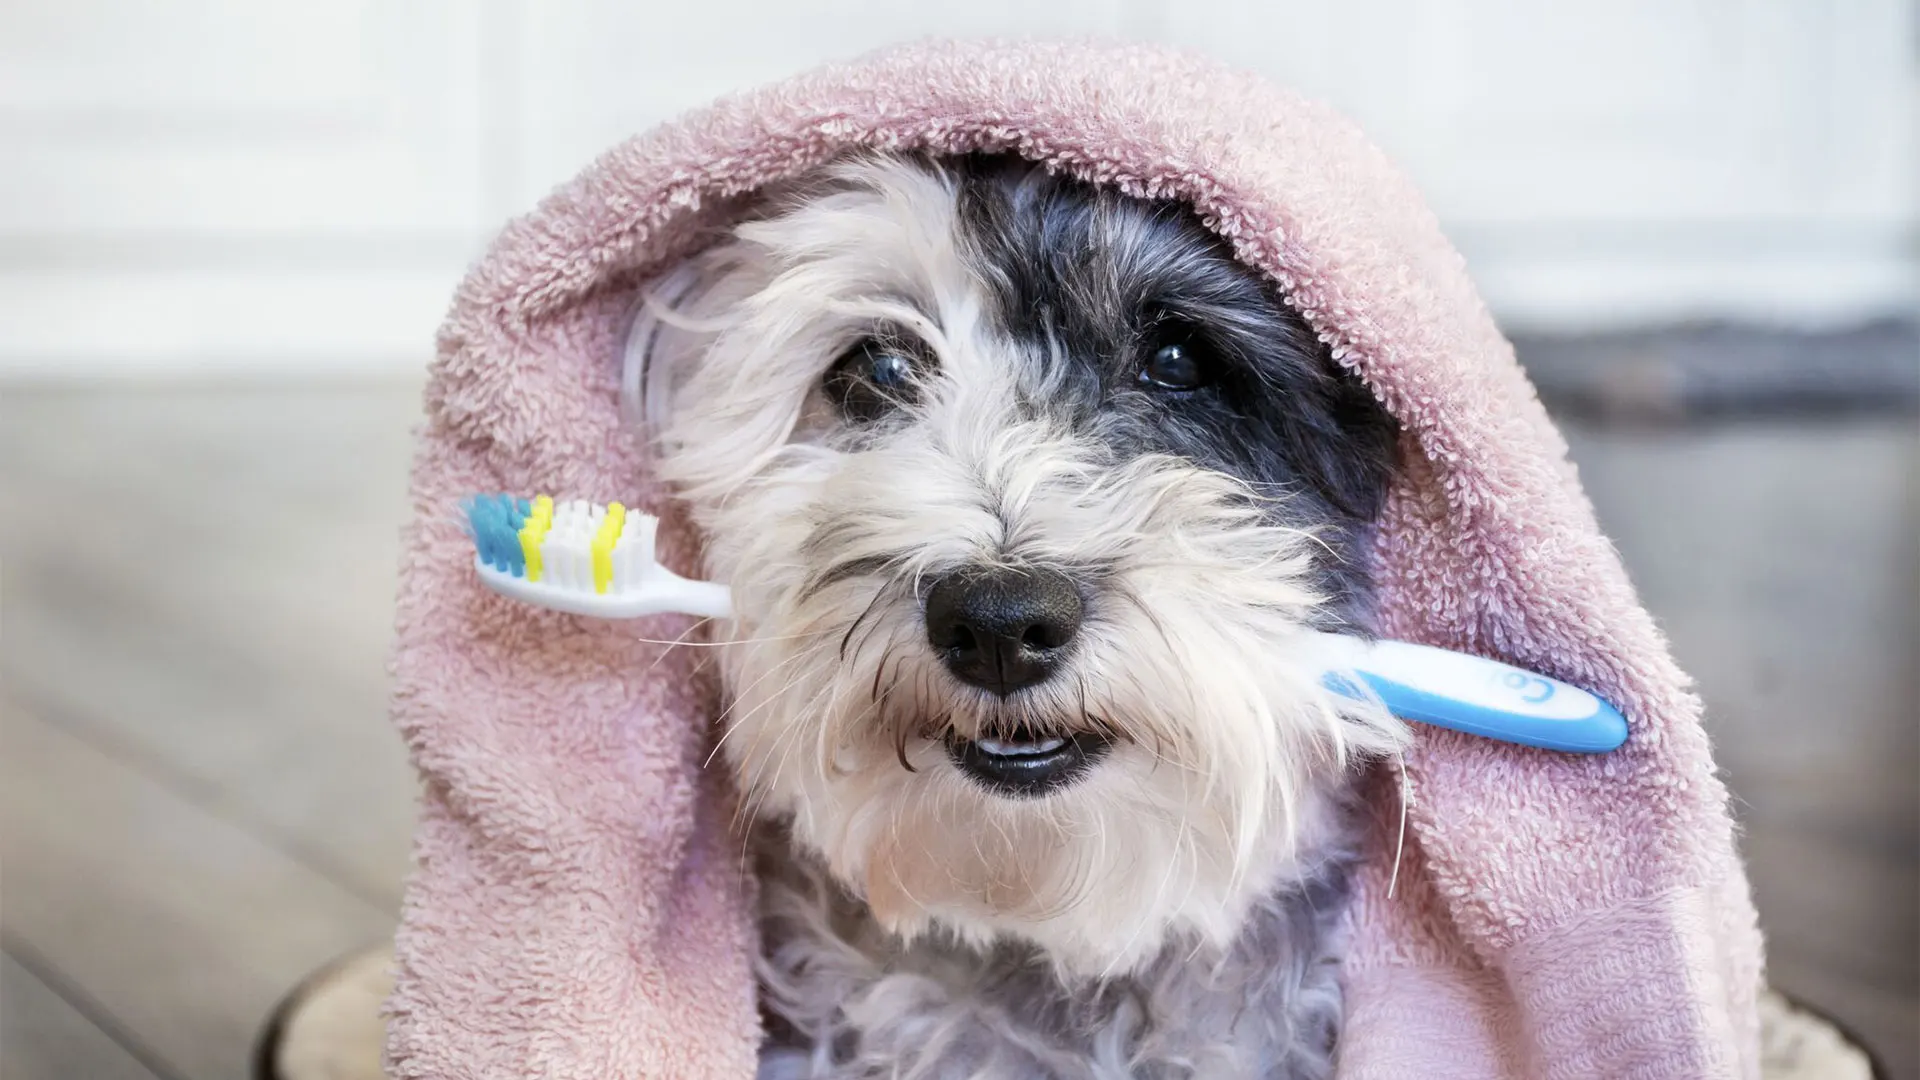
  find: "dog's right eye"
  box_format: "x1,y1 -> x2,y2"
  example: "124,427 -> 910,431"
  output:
1137,320 -> 1219,393
825,338 -> 919,423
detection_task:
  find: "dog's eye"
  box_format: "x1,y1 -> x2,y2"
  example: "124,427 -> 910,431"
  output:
1138,325 -> 1217,392
825,339 -> 920,423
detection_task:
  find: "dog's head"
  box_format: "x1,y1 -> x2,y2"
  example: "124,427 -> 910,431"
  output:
641,155 -> 1406,974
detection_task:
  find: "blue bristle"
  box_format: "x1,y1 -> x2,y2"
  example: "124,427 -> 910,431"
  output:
500,497 -> 525,576
489,496 -> 513,572
468,495 -> 502,571
479,502 -> 499,569
467,498 -> 492,567
495,494 -> 526,576
460,494 -> 531,578
460,496 -> 488,554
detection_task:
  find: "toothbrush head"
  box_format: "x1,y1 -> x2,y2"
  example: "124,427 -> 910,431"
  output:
459,494 -> 732,621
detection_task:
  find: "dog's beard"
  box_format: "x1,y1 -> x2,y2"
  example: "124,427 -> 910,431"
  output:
646,154 -> 1406,977
706,417 -> 1399,975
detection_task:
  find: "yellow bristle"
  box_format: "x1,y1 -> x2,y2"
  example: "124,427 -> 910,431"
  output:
591,501 -> 626,594
519,495 -> 554,582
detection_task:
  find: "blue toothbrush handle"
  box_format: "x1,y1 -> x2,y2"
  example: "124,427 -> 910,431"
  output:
1316,634 -> 1629,753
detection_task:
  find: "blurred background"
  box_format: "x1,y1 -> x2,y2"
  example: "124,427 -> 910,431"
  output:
1,3 -> 1914,1078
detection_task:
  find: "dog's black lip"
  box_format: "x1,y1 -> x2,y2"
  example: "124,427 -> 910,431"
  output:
945,729 -> 1112,798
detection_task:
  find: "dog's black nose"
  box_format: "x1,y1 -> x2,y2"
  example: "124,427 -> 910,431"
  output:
924,566 -> 1082,694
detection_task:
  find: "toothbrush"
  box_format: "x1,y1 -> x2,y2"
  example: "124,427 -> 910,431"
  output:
461,495 -> 1627,753
461,494 -> 731,620
1311,633 -> 1627,753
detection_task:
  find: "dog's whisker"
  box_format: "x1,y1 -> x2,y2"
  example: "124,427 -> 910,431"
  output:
630,625 -> 833,649
710,640 -> 823,725
728,660 -> 836,787
709,639 -> 827,736
633,620 -> 716,682
705,657 -> 820,769
836,585 -> 893,661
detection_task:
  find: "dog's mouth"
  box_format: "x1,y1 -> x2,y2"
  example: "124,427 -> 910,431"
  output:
944,727 -> 1113,797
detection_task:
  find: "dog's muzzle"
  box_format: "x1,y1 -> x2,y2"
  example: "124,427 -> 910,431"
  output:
924,564 -> 1109,795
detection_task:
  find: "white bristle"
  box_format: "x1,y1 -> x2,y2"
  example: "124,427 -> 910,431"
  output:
472,498 -> 732,620
625,540 -> 646,591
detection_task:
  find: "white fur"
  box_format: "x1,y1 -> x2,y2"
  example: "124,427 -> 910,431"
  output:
641,157 -> 1408,1075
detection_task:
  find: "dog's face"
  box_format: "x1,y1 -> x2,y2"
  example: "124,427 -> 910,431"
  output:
644,155 -> 1405,974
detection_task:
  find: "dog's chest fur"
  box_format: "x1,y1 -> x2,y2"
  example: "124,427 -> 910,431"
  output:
751,819 -> 1356,1080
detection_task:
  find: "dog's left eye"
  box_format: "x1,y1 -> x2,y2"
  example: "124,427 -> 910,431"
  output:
1138,325 -> 1217,392
825,338 -> 920,422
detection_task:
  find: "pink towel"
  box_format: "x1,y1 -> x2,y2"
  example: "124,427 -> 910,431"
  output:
386,38 -> 1763,1079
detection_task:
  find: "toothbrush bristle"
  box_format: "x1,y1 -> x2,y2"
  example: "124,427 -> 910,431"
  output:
464,494 -> 655,596
461,493 -> 530,578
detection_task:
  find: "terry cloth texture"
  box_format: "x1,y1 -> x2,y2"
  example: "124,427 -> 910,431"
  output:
386,38 -> 1764,1079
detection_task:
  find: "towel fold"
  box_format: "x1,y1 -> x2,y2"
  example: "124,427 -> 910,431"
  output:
386,38 -> 1763,1078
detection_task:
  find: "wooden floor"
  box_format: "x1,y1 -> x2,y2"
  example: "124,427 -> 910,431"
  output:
1,381 -> 1914,1079
1,382 -> 421,1080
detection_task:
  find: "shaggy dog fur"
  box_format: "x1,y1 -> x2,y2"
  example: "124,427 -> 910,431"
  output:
636,154 -> 1407,1079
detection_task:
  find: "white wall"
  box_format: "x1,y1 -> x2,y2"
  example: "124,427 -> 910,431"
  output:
2,0 -> 1914,376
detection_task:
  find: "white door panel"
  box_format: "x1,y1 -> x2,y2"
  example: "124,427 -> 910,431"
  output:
1,1 -> 1911,371
506,0 -> 1137,208
0,2 -> 487,371
0,1 -> 488,235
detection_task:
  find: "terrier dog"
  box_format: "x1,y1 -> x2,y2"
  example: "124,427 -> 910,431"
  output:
636,153 -> 1407,1079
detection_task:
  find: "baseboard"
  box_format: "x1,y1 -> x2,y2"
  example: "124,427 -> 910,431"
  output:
1517,320 -> 1920,421
1456,231 -> 1917,336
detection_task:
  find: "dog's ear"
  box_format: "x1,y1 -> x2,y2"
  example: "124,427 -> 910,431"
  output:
1294,370 -> 1400,523
621,258 -> 710,442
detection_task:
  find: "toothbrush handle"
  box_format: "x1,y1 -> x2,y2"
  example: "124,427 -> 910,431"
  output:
644,571 -> 733,621
473,557 -> 734,621
1317,633 -> 1629,753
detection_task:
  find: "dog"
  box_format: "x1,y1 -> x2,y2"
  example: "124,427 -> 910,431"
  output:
637,153 -> 1408,1079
